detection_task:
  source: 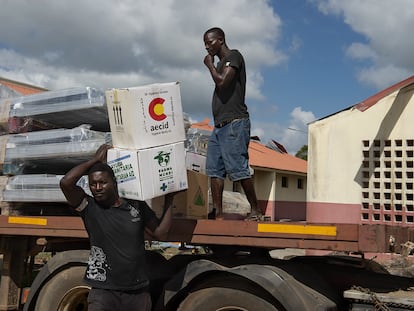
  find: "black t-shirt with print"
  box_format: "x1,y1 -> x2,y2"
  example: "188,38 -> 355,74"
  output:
212,49 -> 249,125
79,196 -> 157,291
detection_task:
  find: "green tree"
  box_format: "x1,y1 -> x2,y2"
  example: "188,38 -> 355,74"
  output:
295,145 -> 308,160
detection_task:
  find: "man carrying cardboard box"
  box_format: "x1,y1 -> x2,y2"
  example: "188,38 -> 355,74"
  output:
60,144 -> 179,311
203,27 -> 263,220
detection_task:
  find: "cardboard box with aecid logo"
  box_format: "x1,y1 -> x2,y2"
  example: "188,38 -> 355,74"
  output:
105,82 -> 186,149
107,142 -> 188,201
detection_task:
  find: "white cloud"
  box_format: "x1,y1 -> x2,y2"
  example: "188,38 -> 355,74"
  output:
345,43 -> 377,62
251,107 -> 314,155
311,0 -> 414,89
288,35 -> 302,53
0,0 -> 286,120
281,107 -> 315,154
251,120 -> 284,143
251,127 -> 266,140
290,107 -> 315,126
357,65 -> 412,90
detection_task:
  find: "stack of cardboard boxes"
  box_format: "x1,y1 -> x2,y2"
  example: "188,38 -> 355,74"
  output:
105,82 -> 187,200
105,82 -> 210,218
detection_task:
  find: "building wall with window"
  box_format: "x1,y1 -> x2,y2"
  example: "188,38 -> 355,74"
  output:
274,172 -> 307,221
233,169 -> 307,221
307,77 -> 414,227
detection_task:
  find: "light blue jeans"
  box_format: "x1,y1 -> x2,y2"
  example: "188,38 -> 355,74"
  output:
206,118 -> 251,181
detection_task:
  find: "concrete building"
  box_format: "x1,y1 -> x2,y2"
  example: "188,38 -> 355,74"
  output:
0,77 -> 47,97
0,77 -> 49,135
192,119 -> 307,221
307,75 -> 414,227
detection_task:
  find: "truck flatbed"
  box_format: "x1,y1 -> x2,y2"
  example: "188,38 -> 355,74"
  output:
1,215 -> 412,253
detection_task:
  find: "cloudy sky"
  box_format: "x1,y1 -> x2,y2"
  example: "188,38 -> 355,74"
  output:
1,0 -> 413,154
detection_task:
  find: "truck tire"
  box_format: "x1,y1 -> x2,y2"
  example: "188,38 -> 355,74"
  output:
177,287 -> 282,311
34,266 -> 90,311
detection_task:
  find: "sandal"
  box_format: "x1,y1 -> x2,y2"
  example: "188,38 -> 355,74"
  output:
245,212 -> 264,221
208,208 -> 216,220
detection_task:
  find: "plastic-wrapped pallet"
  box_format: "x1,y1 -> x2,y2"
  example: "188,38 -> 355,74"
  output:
1,125 -> 111,175
1,174 -> 90,202
0,86 -> 109,133
185,127 -> 211,156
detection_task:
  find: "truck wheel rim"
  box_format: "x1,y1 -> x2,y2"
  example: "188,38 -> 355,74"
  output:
57,285 -> 90,311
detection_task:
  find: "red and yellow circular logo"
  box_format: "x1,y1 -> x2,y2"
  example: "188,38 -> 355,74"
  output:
148,97 -> 167,121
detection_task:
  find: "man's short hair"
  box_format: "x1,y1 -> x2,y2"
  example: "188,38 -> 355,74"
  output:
204,27 -> 225,41
88,162 -> 116,182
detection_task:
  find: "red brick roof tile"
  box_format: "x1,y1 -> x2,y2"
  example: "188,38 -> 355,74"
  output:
0,77 -> 47,95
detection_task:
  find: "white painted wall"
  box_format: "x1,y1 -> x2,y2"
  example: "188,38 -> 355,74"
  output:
274,173 -> 306,202
308,85 -> 414,205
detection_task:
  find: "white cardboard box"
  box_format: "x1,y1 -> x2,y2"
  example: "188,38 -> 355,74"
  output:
105,82 -> 186,149
185,152 -> 207,174
107,142 -> 188,201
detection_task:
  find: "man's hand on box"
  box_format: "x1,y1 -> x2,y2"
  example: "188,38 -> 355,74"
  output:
94,144 -> 112,163
164,190 -> 185,209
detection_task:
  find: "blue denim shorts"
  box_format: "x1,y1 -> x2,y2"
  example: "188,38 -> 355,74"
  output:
206,118 -> 251,181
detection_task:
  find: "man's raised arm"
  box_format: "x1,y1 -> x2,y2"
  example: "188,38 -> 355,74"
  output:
60,144 -> 111,207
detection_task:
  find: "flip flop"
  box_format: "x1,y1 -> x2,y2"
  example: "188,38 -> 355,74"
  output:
207,208 -> 216,220
245,213 -> 264,221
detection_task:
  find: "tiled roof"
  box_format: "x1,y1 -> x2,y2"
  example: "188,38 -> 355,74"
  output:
192,118 -> 307,174
0,77 -> 47,95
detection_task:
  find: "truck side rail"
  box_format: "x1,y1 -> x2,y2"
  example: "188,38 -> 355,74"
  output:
1,215 -> 413,253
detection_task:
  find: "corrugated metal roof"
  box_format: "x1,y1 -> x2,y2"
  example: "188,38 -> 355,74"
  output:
355,75 -> 414,112
191,118 -> 307,174
312,75 -> 414,124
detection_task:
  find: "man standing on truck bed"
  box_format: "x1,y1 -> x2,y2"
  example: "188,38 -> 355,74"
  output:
203,27 -> 262,220
60,144 -> 178,311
